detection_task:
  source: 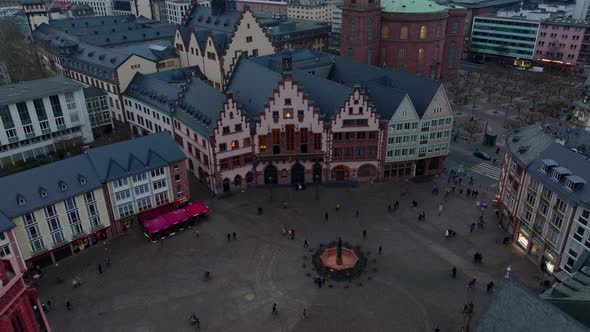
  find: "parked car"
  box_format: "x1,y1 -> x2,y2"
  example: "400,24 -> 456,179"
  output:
474,150 -> 492,161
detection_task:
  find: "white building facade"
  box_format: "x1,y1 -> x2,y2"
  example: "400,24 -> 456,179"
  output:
166,0 -> 190,24
0,76 -> 94,168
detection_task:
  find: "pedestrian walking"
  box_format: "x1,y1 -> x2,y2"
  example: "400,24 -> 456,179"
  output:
486,281 -> 495,293
325,212 -> 328,221
422,212 -> 426,221
394,200 -> 399,211
272,303 -> 278,316
435,328 -> 440,332
291,229 -> 296,240
304,240 -> 309,248
362,229 -> 367,239
470,223 -> 475,233
47,300 -> 52,310
227,233 -> 231,241
105,257 -> 111,267
66,301 -> 72,310
432,185 -> 437,195
475,190 -> 479,199
356,210 -> 359,218
232,231 -> 237,240
98,264 -> 102,274
467,188 -> 471,197
388,204 -> 392,213
438,204 -> 443,216
452,230 -> 456,239
496,147 -> 500,154
303,308 -> 307,319
378,245 -> 382,256
452,266 -> 457,279
459,188 -> 463,195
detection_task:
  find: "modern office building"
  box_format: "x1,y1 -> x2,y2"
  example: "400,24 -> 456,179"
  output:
83,87 -> 113,136
340,0 -> 466,79
32,15 -> 179,125
471,15 -> 539,64
287,0 -> 339,22
331,5 -> 341,34
123,49 -> 453,193
0,132 -> 188,268
498,125 -> 590,278
256,12 -> 331,52
165,0 -> 189,24
0,76 -> 94,169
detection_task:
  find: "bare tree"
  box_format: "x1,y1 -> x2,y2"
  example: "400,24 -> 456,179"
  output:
0,20 -> 47,83
513,101 -> 527,119
457,119 -> 482,142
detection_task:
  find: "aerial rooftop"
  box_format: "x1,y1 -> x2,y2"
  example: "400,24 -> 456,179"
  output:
0,76 -> 82,106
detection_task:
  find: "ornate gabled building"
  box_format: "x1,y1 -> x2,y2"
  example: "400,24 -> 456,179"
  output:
123,49 -> 453,193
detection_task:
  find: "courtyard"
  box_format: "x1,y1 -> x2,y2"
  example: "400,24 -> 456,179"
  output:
36,177 -> 542,332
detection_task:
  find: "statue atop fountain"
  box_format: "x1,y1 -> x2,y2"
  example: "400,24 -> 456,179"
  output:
336,237 -> 343,265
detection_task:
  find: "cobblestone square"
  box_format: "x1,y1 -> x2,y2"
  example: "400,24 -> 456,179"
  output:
37,177 -> 541,332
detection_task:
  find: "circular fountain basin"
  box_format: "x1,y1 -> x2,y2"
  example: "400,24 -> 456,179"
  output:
319,247 -> 359,271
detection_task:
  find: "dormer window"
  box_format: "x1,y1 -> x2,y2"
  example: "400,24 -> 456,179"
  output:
540,159 -> 558,173
17,195 -> 26,206
39,187 -> 48,198
552,167 -> 571,182
79,175 -> 87,185
566,178 -> 576,191
59,181 -> 68,191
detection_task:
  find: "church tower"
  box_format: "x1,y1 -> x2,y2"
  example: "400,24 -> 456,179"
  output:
22,0 -> 48,32
340,0 -> 381,65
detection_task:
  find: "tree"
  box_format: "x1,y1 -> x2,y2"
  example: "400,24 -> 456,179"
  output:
0,19 -> 47,83
457,118 -> 482,142
482,84 -> 497,102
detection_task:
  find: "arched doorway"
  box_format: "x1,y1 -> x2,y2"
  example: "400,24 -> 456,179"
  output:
234,174 -> 242,187
291,163 -> 305,184
313,163 -> 322,183
264,165 -> 278,184
331,165 -> 350,181
223,178 -> 230,192
357,164 -> 377,178
416,160 -> 426,176
188,159 -> 194,172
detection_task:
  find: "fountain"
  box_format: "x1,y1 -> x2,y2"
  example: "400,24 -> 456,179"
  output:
312,237 -> 367,281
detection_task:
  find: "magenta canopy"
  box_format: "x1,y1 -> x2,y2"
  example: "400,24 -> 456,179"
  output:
143,202 -> 209,237
183,201 -> 209,217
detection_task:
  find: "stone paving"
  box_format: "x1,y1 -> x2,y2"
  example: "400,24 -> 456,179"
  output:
36,176 -> 542,332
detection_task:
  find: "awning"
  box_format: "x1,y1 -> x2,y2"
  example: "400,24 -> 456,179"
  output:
183,201 -> 209,218
143,209 -> 189,236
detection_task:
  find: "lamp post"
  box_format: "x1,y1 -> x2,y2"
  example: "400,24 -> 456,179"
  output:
268,176 -> 273,201
314,174 -> 320,200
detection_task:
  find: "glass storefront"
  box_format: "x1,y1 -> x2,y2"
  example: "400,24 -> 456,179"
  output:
517,232 -> 529,250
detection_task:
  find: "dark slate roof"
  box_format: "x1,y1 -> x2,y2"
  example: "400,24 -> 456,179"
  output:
541,266 -> 590,328
0,212 -> 15,232
227,57 -> 282,121
505,125 -> 555,166
174,78 -> 226,137
84,132 -> 186,181
361,81 -> 408,120
249,49 -> 441,117
83,86 -> 107,99
145,66 -> 203,84
124,73 -> 182,115
182,6 -> 242,34
0,76 -> 83,106
0,154 -> 102,218
291,69 -> 352,121
527,142 -> 590,205
474,278 -> 589,332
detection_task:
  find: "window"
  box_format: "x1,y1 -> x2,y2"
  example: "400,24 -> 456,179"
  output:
134,184 -> 150,196
16,102 -> 31,124
541,187 -> 553,201
65,198 -> 83,236
155,192 -> 169,206
151,168 -> 165,177
33,99 -> 47,120
153,179 -> 167,191
64,92 -> 77,110
115,189 -> 131,201
551,213 -> 563,229
0,105 -> 14,128
23,212 -> 44,253
419,25 -> 428,39
574,225 -> 585,242
400,25 -> 408,39
132,172 -> 147,183
246,36 -> 253,43
175,174 -> 181,182
417,48 -> 425,74
231,140 -> 239,149
525,192 -> 536,206
367,18 -> 374,40
447,42 -> 456,69
117,202 -> 134,218
45,205 -> 64,244
555,198 -> 567,214
451,21 -> 459,33
136,197 -> 152,211
235,124 -> 242,132
349,17 -> 356,40
397,48 -> 406,70
113,177 -> 128,188
381,25 -> 390,39
219,143 -> 227,151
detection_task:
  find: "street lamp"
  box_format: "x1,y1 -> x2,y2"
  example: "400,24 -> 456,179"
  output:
314,174 -> 320,200
268,176 -> 273,201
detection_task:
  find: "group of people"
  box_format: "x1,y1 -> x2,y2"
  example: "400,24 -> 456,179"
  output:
282,225 -> 296,240
388,200 -> 401,212
445,229 -> 457,239
226,232 -> 238,241
473,252 -> 483,264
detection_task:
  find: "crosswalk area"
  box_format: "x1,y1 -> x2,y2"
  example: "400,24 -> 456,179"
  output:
470,162 -> 501,180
